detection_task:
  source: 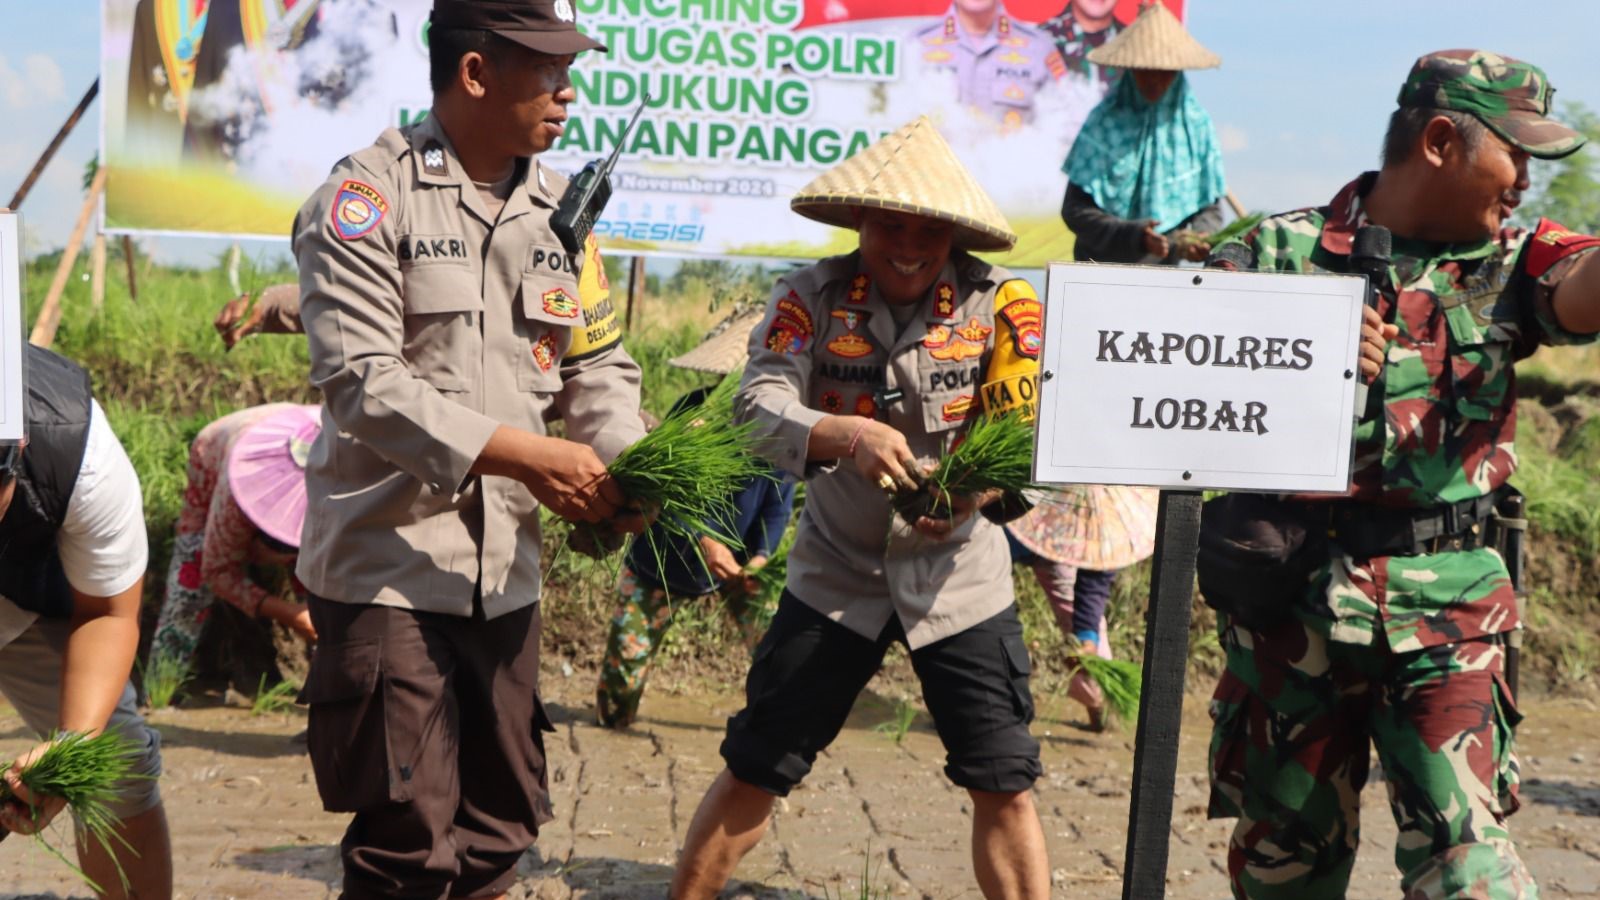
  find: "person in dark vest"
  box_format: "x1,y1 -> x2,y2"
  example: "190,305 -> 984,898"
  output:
0,345 -> 172,899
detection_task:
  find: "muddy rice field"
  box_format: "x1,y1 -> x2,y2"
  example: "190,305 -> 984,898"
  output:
2,664 -> 1598,899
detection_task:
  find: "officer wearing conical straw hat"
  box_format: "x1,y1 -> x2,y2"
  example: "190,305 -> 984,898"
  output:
1062,0 -> 1227,264
672,116 -> 1052,899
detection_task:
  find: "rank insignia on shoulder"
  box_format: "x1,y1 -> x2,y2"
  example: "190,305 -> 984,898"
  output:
941,395 -> 974,422
934,283 -> 956,319
944,16 -> 956,37
997,14 -> 1010,35
531,333 -> 558,372
421,141 -> 448,176
542,288 -> 580,318
332,179 -> 388,241
998,298 -> 1043,359
848,273 -> 871,304
826,333 -> 874,359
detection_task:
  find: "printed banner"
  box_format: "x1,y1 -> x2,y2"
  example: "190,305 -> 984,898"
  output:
1034,263 -> 1364,494
101,0 -> 1182,264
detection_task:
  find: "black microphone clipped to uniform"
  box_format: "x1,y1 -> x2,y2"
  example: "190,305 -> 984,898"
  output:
1349,225 -> 1391,388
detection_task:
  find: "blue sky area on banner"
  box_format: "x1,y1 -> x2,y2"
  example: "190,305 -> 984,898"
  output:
2,1 -> 1596,271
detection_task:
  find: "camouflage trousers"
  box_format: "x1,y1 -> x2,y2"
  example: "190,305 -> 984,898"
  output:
1208,615 -> 1536,899
594,568 -> 775,729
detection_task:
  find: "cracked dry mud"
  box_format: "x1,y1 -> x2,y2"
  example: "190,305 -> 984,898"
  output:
3,671 -> 1599,899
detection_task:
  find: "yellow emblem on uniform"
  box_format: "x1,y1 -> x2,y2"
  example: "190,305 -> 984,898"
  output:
941,395 -> 974,422
934,283 -> 956,319
999,51 -> 1029,65
826,333 -> 874,359
1004,85 -> 1025,100
929,336 -> 985,363
542,288 -> 579,318
924,50 -> 952,63
956,317 -> 993,344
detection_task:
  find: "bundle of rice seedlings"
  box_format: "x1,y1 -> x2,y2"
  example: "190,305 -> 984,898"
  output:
601,373 -> 774,567
1,730 -> 143,890
1199,211 -> 1267,248
749,523 -> 794,612
895,410 -> 1043,524
139,652 -> 191,710
1069,655 -> 1143,726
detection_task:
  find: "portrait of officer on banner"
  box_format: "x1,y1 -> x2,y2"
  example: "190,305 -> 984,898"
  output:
910,0 -> 1065,133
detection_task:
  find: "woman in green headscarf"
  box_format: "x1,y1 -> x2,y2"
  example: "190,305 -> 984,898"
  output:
1060,1 -> 1227,264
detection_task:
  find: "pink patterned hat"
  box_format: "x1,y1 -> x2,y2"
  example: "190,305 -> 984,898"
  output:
228,404 -> 322,548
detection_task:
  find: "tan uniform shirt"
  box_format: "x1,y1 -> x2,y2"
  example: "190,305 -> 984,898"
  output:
737,250 -> 1042,648
292,113 -> 645,619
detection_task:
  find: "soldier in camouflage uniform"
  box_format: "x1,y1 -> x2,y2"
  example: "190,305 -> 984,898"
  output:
1038,0 -> 1120,88
1205,50 -> 1600,899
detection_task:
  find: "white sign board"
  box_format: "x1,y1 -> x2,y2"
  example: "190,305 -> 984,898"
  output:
1034,263 -> 1366,494
0,213 -> 22,443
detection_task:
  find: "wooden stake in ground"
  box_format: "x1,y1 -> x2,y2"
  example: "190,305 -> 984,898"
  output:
625,255 -> 645,331
7,79 -> 99,211
1121,489 -> 1201,900
121,235 -> 138,302
90,232 -> 107,309
29,168 -> 106,349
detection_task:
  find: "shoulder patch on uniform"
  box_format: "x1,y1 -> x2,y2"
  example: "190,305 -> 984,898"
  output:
765,291 -> 815,355
1524,218 -> 1600,279
934,282 -> 957,319
332,179 -> 388,241
998,297 -> 1043,359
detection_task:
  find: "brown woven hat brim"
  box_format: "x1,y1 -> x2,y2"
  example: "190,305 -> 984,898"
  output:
668,310 -> 765,375
790,196 -> 1016,252
1087,2 -> 1219,71
790,116 -> 1016,253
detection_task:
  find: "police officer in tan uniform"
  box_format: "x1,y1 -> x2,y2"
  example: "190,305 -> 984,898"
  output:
914,0 -> 1065,132
672,117 -> 1051,899
291,1 -> 646,896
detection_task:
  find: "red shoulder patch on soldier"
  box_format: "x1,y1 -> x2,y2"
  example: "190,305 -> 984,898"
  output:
934,282 -> 956,319
1524,218 -> 1600,278
1046,51 -> 1066,79
331,179 -> 388,241
998,298 -> 1043,359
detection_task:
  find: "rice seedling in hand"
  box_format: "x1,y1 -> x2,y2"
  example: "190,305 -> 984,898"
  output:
589,373 -> 773,569
894,409 -> 1043,525
0,730 -> 144,891
1069,654 -> 1142,726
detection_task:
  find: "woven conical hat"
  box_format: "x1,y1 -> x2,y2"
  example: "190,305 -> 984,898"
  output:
1087,2 -> 1219,71
668,309 -> 766,375
791,116 -> 1016,252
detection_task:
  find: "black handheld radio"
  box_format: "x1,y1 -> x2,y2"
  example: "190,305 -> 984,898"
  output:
551,94 -> 651,256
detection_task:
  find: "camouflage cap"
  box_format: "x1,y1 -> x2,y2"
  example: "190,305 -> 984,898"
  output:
1398,49 -> 1584,160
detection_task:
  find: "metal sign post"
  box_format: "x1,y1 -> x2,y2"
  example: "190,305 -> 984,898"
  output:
1120,489 -> 1199,899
